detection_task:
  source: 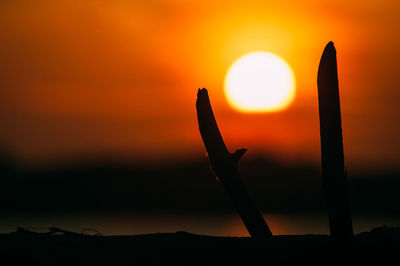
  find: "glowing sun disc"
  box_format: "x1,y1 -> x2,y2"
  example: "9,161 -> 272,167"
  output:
224,52 -> 296,113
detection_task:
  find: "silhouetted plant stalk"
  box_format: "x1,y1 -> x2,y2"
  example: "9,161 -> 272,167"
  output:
317,42 -> 353,241
196,88 -> 272,239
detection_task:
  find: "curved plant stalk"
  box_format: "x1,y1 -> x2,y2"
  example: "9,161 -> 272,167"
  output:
196,88 -> 272,239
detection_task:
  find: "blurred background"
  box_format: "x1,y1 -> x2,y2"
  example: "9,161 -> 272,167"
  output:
0,0 -> 399,236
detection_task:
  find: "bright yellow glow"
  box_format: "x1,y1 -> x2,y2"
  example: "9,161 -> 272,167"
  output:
224,52 -> 296,113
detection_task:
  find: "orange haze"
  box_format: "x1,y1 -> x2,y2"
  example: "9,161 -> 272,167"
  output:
1,0 -> 400,172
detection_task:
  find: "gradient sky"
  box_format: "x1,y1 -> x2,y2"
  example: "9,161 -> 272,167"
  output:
1,0 -> 400,172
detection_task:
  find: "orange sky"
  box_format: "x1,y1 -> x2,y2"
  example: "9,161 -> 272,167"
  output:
0,0 -> 400,172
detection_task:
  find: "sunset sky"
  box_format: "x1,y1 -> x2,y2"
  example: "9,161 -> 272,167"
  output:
1,0 -> 400,173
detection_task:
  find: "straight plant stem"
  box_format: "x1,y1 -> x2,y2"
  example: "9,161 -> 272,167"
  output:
317,41 -> 353,241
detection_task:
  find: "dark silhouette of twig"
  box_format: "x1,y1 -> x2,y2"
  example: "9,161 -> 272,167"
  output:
196,88 -> 272,239
317,42 -> 353,241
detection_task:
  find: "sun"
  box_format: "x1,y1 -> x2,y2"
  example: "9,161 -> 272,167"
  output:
224,52 -> 296,113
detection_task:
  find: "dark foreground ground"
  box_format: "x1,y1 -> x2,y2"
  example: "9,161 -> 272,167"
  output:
0,226 -> 399,265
